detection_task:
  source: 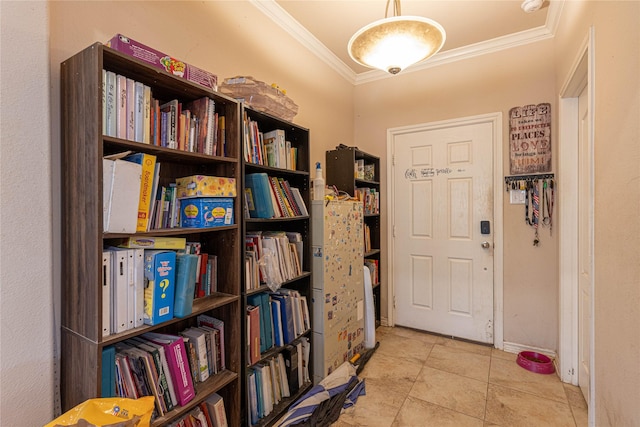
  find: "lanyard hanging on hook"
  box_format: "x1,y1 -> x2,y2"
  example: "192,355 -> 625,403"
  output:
532,180 -> 540,246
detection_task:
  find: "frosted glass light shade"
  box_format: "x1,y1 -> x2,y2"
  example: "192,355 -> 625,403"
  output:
348,16 -> 446,74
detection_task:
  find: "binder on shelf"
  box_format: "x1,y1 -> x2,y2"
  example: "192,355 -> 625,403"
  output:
102,158 -> 141,234
102,251 -> 112,337
109,249 -> 128,334
245,173 -> 275,219
132,248 -> 145,328
122,152 -> 157,232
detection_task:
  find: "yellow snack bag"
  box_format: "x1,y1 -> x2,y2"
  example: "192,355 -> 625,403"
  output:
44,396 -> 155,427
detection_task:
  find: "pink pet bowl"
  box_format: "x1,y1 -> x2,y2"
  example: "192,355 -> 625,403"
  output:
517,351 -> 555,374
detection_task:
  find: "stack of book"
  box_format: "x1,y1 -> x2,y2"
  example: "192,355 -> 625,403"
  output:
167,392 -> 228,427
244,231 -> 303,290
246,337 -> 310,425
355,186 -> 380,215
102,71 -> 226,156
364,258 -> 379,286
243,113 -> 297,170
244,173 -> 308,219
102,315 -> 227,423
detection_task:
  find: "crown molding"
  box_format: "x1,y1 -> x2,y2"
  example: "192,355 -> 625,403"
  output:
249,0 -> 358,84
251,0 -> 564,86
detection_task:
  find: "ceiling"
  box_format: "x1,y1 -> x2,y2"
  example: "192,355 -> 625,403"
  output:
250,0 -> 563,84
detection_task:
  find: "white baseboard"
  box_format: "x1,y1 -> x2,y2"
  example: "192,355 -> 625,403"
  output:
502,341 -> 557,358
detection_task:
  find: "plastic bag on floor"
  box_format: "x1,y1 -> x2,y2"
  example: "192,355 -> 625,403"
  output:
44,396 -> 155,427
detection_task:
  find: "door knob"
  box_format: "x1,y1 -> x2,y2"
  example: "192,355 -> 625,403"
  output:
481,241 -> 491,249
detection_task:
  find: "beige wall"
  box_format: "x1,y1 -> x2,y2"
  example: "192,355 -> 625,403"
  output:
49,1 -> 355,172
553,2 -> 640,425
353,40 -> 559,351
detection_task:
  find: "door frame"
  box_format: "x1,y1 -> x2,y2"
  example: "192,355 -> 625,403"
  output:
386,112 -> 504,349
558,27 -> 595,420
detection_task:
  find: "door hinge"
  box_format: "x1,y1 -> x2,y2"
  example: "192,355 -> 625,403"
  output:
392,154 -> 395,166
393,225 -> 396,237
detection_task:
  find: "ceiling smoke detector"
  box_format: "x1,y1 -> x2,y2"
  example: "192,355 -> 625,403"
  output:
521,0 -> 543,13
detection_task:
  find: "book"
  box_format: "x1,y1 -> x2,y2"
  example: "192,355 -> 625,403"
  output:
204,392 -> 228,427
102,251 -> 112,337
173,253 -> 198,318
197,314 -> 226,370
247,294 -> 267,354
122,152 -> 157,232
247,370 -> 258,425
130,337 -> 177,409
247,305 -> 261,365
102,158 -> 141,233
276,352 -> 290,398
262,129 -> 286,168
143,332 -> 195,406
182,336 -> 200,387
143,250 -> 176,325
101,345 -> 116,397
126,77 -> 135,141
128,248 -> 144,328
270,298 -> 284,347
282,344 -> 299,395
104,70 -> 117,137
118,236 -> 186,250
109,249 -> 128,334
244,173 -> 275,219
160,99 -> 179,149
271,293 -> 294,344
116,74 -> 127,139
143,85 -> 151,144
134,81 -> 145,142
180,328 -> 209,382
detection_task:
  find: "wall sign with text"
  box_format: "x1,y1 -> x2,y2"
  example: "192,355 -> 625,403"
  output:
509,103 -> 551,175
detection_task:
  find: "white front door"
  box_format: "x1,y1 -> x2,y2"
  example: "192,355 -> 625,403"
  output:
578,84 -> 593,402
391,120 -> 494,343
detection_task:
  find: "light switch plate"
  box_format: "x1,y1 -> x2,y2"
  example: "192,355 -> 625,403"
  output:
510,189 -> 526,204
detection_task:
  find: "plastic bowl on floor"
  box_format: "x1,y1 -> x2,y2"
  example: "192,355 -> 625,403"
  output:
517,351 -> 555,374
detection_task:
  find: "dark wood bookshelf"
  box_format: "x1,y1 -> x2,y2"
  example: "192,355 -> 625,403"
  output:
241,106 -> 313,426
60,42 -> 241,426
326,146 -> 382,328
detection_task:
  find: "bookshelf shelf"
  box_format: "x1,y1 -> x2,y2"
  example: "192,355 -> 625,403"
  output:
61,42 -> 241,426
241,106 -> 313,426
326,146 -> 382,328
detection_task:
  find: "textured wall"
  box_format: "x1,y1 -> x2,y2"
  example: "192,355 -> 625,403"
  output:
0,1 -> 55,426
553,1 -> 640,425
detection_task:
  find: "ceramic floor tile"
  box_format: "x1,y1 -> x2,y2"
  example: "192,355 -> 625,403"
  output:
391,395 -> 484,427
563,383 -> 588,409
337,377 -> 406,427
388,326 -> 446,345
485,384 -> 575,427
425,343 -> 491,382
439,337 -> 493,356
359,351 -> 423,397
489,357 -> 567,403
375,331 -> 434,363
409,365 -> 488,419
491,348 -> 518,361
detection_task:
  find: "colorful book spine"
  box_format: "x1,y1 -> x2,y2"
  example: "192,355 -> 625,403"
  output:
122,152 -> 157,232
143,250 -> 176,325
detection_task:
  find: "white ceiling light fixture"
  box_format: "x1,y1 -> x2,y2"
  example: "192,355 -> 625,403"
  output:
348,0 -> 446,75
521,0 -> 544,13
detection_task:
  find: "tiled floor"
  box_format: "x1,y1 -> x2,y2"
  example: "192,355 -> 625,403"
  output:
333,326 -> 588,427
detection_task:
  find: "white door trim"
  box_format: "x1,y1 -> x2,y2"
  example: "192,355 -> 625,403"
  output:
558,27 -> 595,423
386,112 -> 504,349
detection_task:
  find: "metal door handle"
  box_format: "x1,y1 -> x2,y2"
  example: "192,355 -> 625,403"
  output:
481,241 -> 491,249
